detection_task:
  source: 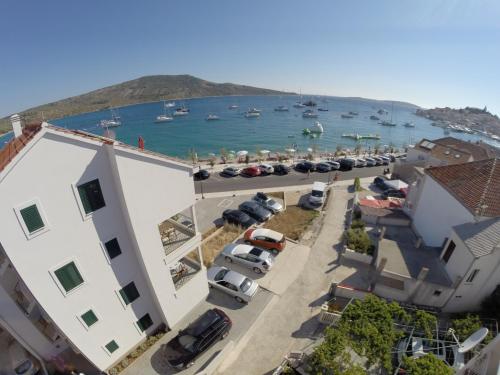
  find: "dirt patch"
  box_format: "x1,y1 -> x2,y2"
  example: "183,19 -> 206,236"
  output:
201,224 -> 243,267
267,191 -> 285,200
264,206 -> 319,241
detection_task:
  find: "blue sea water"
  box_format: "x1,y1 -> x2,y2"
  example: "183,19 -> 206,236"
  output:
2,95 -> 496,159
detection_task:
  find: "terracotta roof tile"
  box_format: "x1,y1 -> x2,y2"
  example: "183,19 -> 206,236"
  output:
426,158 -> 500,217
0,124 -> 42,172
433,137 -> 498,160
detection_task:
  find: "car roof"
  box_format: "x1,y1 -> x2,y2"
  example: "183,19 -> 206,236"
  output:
250,228 -> 283,241
185,309 -> 221,336
224,243 -> 252,255
224,270 -> 248,285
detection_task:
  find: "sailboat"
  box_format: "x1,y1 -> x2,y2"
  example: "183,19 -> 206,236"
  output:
165,101 -> 176,108
293,90 -> 306,108
100,108 -> 121,128
379,102 -> 397,126
155,101 -> 173,123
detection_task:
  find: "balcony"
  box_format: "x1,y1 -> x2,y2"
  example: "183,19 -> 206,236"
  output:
169,249 -> 202,290
159,210 -> 197,256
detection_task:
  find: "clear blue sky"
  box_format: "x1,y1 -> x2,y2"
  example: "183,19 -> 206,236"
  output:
1,0 -> 499,117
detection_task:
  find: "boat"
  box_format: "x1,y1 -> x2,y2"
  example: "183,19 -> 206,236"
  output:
379,121 -> 397,126
164,101 -> 176,108
341,114 -> 354,119
248,108 -> 261,113
206,114 -> 220,121
303,100 -> 317,107
369,115 -> 380,120
155,101 -> 173,123
302,109 -> 318,118
100,109 -> 121,128
173,106 -> 189,116
318,108 -> 329,111
293,102 -> 306,108
403,122 -> 415,128
342,133 -> 381,140
244,111 -> 260,118
377,109 -> 388,115
348,111 -> 359,116
274,105 -> 289,112
228,104 -> 239,109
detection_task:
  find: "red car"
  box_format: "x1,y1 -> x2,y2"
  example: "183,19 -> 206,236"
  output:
241,166 -> 261,177
244,228 -> 286,254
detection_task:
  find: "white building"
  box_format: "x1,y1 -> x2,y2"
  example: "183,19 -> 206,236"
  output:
0,117 -> 208,372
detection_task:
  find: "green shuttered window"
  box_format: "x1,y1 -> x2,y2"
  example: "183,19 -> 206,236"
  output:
55,262 -> 84,292
81,309 -> 98,327
137,313 -> 153,332
105,340 -> 119,354
104,238 -> 122,259
119,282 -> 140,305
20,204 -> 44,233
77,179 -> 105,214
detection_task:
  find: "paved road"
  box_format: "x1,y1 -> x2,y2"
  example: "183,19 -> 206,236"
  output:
195,165 -> 390,194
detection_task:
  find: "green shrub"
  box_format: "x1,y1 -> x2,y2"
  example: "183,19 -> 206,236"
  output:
344,228 -> 374,254
403,353 -> 453,375
353,177 -> 362,191
350,219 -> 365,230
353,210 -> 362,220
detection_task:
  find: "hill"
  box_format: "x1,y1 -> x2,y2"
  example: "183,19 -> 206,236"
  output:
0,75 -> 290,134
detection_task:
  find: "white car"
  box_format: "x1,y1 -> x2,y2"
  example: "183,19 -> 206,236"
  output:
207,266 -> 259,303
253,192 -> 283,213
222,166 -> 240,177
258,164 -> 274,175
222,244 -> 274,274
365,157 -> 376,167
356,158 -> 367,167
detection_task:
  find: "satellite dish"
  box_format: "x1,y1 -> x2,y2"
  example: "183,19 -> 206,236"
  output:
458,327 -> 489,353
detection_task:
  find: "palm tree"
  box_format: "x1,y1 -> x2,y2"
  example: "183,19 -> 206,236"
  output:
354,142 -> 362,156
220,148 -> 228,164
188,148 -> 198,165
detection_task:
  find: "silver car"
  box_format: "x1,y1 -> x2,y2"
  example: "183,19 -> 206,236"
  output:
207,266 -> 259,303
222,166 -> 240,177
253,192 -> 283,214
222,244 -> 274,274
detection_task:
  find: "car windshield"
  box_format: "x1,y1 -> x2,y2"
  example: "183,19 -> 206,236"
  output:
268,199 -> 276,205
249,247 -> 263,257
312,190 -> 324,197
240,278 -> 253,293
15,360 -> 32,374
178,334 -> 197,353
214,269 -> 229,281
185,310 -> 220,336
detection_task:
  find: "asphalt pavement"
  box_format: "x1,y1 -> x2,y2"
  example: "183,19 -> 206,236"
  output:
194,165 -> 390,194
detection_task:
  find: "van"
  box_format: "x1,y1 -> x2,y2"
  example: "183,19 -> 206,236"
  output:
309,181 -> 327,206
339,158 -> 356,171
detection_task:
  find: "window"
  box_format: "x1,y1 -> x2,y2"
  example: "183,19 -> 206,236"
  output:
77,179 -> 105,214
136,313 -> 153,332
54,262 -> 84,292
433,290 -> 442,297
20,204 -> 44,233
104,238 -> 122,260
105,340 -> 119,354
466,269 -> 480,283
81,309 -> 98,327
119,282 -> 140,305
442,240 -> 456,263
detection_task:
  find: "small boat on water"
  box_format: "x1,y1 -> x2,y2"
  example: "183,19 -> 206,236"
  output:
379,121 -> 397,127
100,109 -> 121,127
165,101 -> 176,108
377,109 -> 388,115
206,114 -> 220,121
303,100 -> 317,107
341,114 -> 354,119
403,122 -> 415,128
348,111 -> 359,116
173,106 -> 189,116
228,104 -> 239,109
155,115 -> 173,123
318,108 -> 329,111
274,105 -> 289,112
342,133 -> 381,140
244,111 -> 260,118
248,108 -> 261,113
302,109 -> 318,118
293,102 -> 306,108
370,115 -> 380,121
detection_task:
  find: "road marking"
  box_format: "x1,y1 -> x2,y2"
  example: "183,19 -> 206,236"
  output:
217,198 -> 234,208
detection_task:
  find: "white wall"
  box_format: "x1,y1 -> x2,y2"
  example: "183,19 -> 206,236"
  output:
442,233 -> 475,283
0,132 -> 163,370
412,175 -> 474,246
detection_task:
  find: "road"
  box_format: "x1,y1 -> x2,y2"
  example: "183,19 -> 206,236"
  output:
194,165 -> 390,194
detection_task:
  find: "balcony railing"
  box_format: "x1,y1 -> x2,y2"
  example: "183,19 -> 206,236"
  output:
169,257 -> 201,290
160,214 -> 196,255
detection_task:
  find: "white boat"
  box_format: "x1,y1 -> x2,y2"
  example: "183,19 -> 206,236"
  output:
100,119 -> 121,128
173,106 -> 189,116
155,115 -> 173,123
302,109 -> 318,118
206,114 -> 220,121
293,102 -> 306,108
228,105 -> 239,109
310,121 -> 324,133
248,108 -> 261,113
165,101 -> 176,108
274,105 -> 289,112
244,111 -> 260,118
403,122 -> 415,128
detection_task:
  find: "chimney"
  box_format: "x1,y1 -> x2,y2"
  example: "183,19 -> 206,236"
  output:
10,114 -> 23,137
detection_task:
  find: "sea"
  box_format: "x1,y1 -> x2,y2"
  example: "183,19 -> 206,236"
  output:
2,95 -> 498,159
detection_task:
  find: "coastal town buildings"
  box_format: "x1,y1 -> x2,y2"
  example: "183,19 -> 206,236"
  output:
0,116 -> 207,372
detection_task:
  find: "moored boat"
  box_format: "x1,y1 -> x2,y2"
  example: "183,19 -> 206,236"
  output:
341,114 -> 354,119
370,115 -> 380,120
274,105 -> 289,112
206,114 -> 220,121
302,109 -> 318,118
379,121 -> 397,126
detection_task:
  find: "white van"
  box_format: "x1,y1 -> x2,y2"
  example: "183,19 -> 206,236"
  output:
309,181 -> 327,206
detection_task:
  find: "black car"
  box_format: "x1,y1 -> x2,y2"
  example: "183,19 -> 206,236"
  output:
315,162 -> 331,173
373,176 -> 389,190
273,164 -> 291,175
222,209 -> 257,228
239,201 -> 272,222
295,161 -> 315,173
165,309 -> 232,369
382,189 -> 406,199
339,158 -> 355,171
193,169 -> 210,180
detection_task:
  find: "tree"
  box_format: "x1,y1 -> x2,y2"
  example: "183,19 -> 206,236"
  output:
220,148 -> 228,164
187,148 -> 198,165
414,310 -> 437,340
244,154 -> 250,164
344,228 -> 373,254
353,177 -> 362,192
450,314 -> 492,344
402,353 -> 453,375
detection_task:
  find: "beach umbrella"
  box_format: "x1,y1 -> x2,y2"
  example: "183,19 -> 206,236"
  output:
307,147 -> 313,153
236,150 -> 248,157
259,149 -> 271,154
208,152 -> 216,157
230,150 -> 236,154
285,148 -> 296,153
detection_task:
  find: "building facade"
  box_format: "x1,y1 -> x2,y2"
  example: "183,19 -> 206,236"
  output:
0,119 -> 208,372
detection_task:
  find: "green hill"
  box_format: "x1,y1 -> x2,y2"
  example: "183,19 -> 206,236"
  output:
0,75 -> 290,134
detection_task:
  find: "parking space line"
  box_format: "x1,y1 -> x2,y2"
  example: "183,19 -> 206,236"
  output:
217,198 -> 234,208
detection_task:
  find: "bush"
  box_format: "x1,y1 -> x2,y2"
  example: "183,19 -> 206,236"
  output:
450,314 -> 492,344
344,228 -> 374,254
353,177 -> 362,192
352,210 -> 362,220
350,219 -> 365,230
403,353 -> 454,375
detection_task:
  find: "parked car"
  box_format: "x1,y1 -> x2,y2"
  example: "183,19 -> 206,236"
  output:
193,169 -> 210,180
295,161 -> 315,173
222,209 -> 257,228
380,156 -> 390,165
221,166 -> 240,177
389,154 -> 396,162
339,158 -> 355,171
165,308 -> 232,369
373,176 -> 389,190
241,166 -> 261,177
222,243 -> 274,273
239,201 -> 272,222
253,192 -> 283,213
244,228 -> 286,254
325,161 -> 340,170
382,189 -> 406,199
258,164 -> 274,175
207,266 -> 259,303
309,181 -> 327,206
315,162 -> 331,173
8,345 -> 40,375
356,158 -> 367,167
365,157 -> 376,167
273,164 -> 291,175
373,157 -> 383,166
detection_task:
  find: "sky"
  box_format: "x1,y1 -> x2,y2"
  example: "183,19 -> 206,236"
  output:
1,0 -> 500,117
